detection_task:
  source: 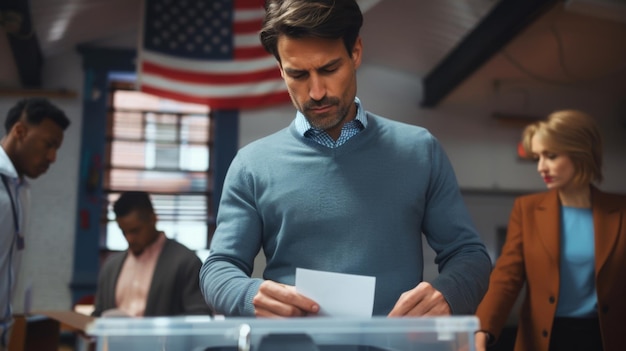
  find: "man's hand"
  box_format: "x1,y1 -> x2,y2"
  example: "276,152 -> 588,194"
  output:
252,280 -> 319,317
387,282 -> 451,317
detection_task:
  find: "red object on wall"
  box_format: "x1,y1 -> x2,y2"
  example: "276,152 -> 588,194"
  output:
517,141 -> 528,159
80,209 -> 90,229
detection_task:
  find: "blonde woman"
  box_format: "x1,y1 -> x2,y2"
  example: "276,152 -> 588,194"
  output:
475,110 -> 626,351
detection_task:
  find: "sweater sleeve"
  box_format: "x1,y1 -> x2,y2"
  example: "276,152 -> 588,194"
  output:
421,135 -> 492,314
199,153 -> 265,316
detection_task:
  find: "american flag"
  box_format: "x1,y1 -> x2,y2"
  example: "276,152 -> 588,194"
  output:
138,0 -> 290,109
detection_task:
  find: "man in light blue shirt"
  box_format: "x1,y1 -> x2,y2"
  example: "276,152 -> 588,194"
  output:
0,98 -> 69,350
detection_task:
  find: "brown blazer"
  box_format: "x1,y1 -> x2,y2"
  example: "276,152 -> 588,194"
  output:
476,187 -> 626,351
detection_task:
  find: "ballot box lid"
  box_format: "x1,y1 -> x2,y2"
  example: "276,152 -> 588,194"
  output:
86,315 -> 479,351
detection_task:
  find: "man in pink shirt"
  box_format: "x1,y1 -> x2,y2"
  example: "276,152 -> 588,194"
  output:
93,191 -> 211,317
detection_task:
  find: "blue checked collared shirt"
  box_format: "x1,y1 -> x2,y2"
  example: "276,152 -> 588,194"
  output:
295,97 -> 368,148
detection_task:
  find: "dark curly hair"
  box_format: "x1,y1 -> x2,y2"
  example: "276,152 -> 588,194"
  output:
4,97 -> 70,133
113,191 -> 155,220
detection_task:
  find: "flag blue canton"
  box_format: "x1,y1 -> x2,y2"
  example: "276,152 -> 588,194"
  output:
144,0 -> 233,60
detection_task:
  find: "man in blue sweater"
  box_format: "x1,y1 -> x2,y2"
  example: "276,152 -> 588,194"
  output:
200,0 -> 491,318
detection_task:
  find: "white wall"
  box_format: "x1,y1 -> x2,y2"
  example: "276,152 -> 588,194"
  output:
2,53 -> 624,310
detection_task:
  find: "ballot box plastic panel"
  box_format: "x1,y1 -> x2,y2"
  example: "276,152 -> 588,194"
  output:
86,316 -> 478,351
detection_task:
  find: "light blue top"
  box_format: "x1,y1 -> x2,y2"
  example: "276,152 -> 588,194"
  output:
556,206 -> 597,317
200,101 -> 491,316
0,146 -> 29,346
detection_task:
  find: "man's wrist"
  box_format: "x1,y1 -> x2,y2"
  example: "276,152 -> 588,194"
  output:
476,330 -> 493,343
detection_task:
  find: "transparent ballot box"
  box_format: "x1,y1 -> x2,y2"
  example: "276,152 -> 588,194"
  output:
86,316 -> 478,351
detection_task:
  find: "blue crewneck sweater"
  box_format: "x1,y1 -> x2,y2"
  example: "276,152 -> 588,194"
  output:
201,112 -> 491,316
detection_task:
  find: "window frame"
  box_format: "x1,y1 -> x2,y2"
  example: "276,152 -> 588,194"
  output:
101,81 -> 216,253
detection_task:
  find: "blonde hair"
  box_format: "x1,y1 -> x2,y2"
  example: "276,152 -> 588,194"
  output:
521,110 -> 603,185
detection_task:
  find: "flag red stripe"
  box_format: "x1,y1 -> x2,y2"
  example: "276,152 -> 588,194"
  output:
235,0 -> 265,10
142,62 -> 281,84
142,85 -> 290,110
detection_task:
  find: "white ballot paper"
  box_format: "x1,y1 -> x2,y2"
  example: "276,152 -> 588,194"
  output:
295,268 -> 376,317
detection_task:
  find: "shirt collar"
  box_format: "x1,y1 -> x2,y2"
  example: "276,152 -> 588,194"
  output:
295,97 -> 368,136
0,145 -> 22,184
